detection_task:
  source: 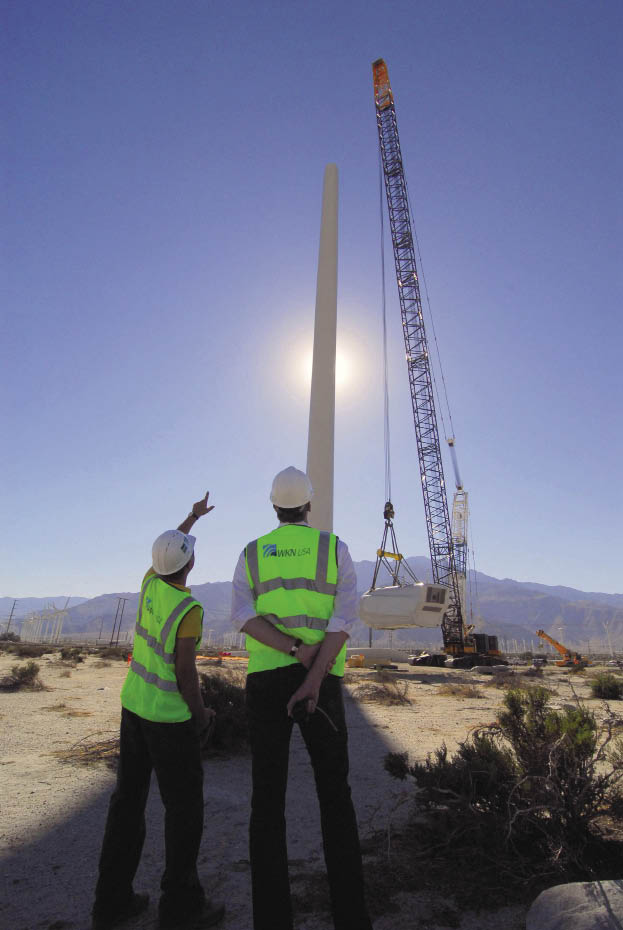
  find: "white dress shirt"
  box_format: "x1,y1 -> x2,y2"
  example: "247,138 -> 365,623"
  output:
230,522 -> 358,636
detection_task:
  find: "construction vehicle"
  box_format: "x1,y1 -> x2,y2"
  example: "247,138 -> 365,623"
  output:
371,59 -> 504,669
536,630 -> 591,668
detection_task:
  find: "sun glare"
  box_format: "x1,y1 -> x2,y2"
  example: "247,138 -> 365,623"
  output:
336,350 -> 353,389
302,348 -> 354,393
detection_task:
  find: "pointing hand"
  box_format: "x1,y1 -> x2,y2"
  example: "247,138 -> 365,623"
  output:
192,491 -> 215,519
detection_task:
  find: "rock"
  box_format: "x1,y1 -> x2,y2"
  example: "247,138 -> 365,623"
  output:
526,880 -> 623,930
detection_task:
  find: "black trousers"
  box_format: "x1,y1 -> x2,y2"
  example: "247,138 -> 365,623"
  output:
93,707 -> 205,922
246,665 -> 372,930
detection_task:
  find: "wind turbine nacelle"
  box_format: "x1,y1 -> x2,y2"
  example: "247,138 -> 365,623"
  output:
359,583 -> 448,630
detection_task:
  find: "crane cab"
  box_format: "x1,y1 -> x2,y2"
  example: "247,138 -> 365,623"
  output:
359,582 -> 448,630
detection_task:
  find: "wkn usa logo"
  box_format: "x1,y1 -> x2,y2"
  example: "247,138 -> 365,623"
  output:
262,544 -> 311,558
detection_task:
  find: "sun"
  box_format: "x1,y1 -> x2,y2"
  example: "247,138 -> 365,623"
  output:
302,347 -> 354,393
335,350 -> 354,390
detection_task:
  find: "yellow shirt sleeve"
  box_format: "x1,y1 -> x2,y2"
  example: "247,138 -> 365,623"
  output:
177,605 -> 203,639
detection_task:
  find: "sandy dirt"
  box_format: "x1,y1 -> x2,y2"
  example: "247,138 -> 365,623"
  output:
0,651 -> 606,930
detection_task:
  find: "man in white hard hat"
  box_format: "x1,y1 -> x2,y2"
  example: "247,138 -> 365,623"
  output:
92,492 -> 225,930
231,467 -> 372,930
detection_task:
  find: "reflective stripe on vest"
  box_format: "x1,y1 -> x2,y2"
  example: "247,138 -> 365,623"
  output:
129,657 -> 179,692
260,611 -> 331,632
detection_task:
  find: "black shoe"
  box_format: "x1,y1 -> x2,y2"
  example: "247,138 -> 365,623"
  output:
92,892 -> 150,930
158,899 -> 225,929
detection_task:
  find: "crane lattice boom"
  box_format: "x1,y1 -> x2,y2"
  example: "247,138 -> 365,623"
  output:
372,58 -> 466,653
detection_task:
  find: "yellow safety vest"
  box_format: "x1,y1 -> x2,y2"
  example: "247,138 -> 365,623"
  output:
121,574 -> 202,722
244,525 -> 346,677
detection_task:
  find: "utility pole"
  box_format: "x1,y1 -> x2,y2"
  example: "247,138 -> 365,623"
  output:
110,597 -> 129,647
5,600 -> 17,635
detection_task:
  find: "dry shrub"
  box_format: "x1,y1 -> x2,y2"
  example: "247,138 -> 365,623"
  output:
97,646 -> 132,660
521,666 -> 544,679
484,673 -> 516,690
0,660 -> 45,690
60,669 -> 72,678
199,668 -> 248,754
591,673 -> 623,700
436,683 -> 482,699
59,646 -> 85,662
53,735 -> 120,771
382,685 -> 623,906
13,660 -> 41,683
485,671 -> 551,693
43,703 -> 68,712
93,660 -> 111,669
5,642 -> 51,659
352,671 -> 410,706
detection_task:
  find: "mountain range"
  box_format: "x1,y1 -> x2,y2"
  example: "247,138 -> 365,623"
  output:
3,558 -> 623,649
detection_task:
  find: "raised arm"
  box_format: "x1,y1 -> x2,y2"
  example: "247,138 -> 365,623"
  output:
177,491 -> 215,535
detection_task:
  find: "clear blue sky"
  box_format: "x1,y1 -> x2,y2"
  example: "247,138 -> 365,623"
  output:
3,0 -> 622,599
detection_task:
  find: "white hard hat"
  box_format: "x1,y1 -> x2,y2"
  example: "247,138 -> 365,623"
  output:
270,466 -> 314,509
152,530 -> 196,575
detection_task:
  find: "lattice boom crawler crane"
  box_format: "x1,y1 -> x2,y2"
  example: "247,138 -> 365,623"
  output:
372,58 -> 503,667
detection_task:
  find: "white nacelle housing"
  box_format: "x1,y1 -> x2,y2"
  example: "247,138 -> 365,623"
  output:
359,583 -> 448,630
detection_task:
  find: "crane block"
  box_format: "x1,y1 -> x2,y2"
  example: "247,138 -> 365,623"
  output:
372,59 -> 393,110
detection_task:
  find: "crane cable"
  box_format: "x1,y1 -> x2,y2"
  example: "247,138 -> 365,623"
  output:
379,156 -> 454,491
404,183 -> 456,442
379,152 -> 392,503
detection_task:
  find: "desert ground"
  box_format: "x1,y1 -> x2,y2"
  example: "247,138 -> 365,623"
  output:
0,649 -> 615,930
